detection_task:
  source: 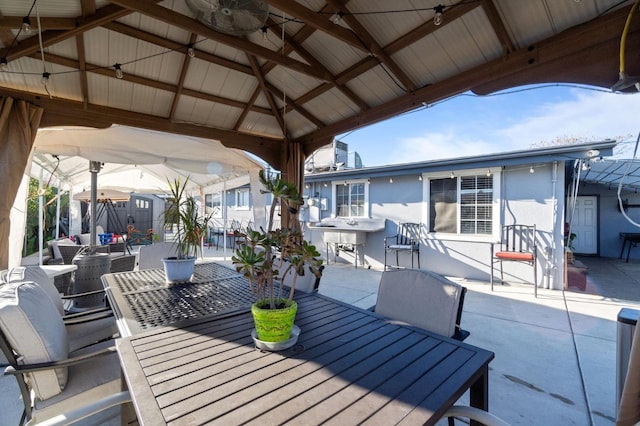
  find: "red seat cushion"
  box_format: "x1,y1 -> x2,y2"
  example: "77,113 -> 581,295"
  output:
495,251 -> 534,261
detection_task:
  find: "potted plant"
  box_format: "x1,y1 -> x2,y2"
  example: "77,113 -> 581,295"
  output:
232,170 -> 323,344
162,177 -> 213,283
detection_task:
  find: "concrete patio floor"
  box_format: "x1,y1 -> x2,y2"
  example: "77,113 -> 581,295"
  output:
2,250 -> 640,425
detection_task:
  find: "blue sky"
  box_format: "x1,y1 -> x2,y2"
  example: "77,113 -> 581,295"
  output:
336,85 -> 640,167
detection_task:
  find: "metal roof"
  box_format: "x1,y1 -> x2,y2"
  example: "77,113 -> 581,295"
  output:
1,0 -> 638,171
303,140 -> 618,181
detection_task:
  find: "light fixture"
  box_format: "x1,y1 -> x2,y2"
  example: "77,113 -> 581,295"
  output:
323,182 -> 328,187
41,72 -> 50,85
530,165 -> 535,174
305,184 -> 310,189
0,58 -> 7,72
330,11 -> 344,24
187,44 -> 195,58
433,5 -> 444,26
114,64 -> 124,79
389,177 -> 393,183
486,169 -> 491,177
450,171 -> 455,179
261,26 -> 268,43
581,161 -> 590,171
22,17 -> 32,34
418,175 -> 423,181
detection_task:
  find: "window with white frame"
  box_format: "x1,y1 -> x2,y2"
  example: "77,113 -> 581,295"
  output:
333,180 -> 369,217
235,188 -> 250,210
205,192 -> 222,218
428,173 -> 494,235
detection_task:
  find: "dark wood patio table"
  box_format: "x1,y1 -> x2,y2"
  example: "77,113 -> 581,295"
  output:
101,261 -> 255,337
115,290 -> 495,425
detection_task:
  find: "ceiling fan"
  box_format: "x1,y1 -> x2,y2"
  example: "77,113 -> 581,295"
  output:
185,0 -> 270,36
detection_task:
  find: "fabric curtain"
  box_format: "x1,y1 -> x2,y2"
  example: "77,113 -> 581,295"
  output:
0,97 -> 44,269
281,141 -> 304,232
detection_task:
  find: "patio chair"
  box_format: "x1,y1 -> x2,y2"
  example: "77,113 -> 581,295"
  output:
0,281 -> 131,425
2,266 -> 118,352
109,254 -> 137,273
373,269 -> 469,340
491,224 -> 538,297
383,222 -> 421,270
137,242 -> 177,270
444,405 -> 510,425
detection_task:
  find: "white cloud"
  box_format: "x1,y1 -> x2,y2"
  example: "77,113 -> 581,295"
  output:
497,91 -> 640,146
389,130 -> 498,163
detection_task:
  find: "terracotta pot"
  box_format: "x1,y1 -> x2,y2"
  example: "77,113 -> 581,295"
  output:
251,299 -> 297,342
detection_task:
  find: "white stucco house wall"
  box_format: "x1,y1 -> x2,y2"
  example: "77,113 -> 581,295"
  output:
301,141 -> 617,292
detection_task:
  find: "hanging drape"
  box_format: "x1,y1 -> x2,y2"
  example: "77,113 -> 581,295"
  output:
0,97 -> 44,269
281,141 -> 304,232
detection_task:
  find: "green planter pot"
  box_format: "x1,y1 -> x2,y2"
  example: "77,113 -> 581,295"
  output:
251,299 -> 298,342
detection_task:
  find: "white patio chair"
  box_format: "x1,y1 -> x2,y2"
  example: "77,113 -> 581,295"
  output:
0,281 -> 131,425
373,269 -> 469,340
1,266 -> 118,352
444,405 -> 510,425
137,241 -> 177,270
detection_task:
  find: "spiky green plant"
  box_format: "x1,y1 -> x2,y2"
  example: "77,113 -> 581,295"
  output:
163,177 -> 214,259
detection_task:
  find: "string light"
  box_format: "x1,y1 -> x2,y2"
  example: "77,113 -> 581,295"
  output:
418,175 -> 423,181
114,63 -> 123,79
0,58 -> 8,72
530,165 -> 535,174
187,44 -> 195,58
433,5 -> 444,26
330,11 -> 344,24
486,169 -> 491,177
389,177 -> 393,183
41,71 -> 50,84
450,171 -> 455,179
22,17 -> 32,34
261,26 -> 268,43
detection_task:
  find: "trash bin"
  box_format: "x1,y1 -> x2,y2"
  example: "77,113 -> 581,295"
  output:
617,308 -> 640,408
71,252 -> 112,310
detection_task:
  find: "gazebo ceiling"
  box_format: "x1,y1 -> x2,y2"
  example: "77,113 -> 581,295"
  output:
1,0 -> 639,170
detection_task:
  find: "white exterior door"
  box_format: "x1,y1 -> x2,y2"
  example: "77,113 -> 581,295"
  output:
570,196 -> 598,254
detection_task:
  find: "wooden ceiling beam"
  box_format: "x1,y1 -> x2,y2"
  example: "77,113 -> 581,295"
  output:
103,21 -> 254,76
108,0 -> 331,82
0,86 -> 283,167
32,51 -> 272,116
75,34 -> 89,109
481,0 -> 516,54
295,4 -> 639,150
169,33 -> 197,121
0,16 -> 77,30
0,3 -> 148,61
264,0 -> 368,52
248,54 -> 286,136
326,0 -> 417,92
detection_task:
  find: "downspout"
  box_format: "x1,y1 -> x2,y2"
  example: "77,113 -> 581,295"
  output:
548,161 -> 559,290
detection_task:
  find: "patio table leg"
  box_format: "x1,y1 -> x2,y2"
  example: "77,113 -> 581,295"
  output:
469,364 -> 489,426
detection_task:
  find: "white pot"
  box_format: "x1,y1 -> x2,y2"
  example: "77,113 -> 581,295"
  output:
281,262 -> 321,293
162,256 -> 196,283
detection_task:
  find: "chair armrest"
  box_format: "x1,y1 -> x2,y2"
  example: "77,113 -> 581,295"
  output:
36,391 -> 132,426
63,309 -> 113,325
442,405 -> 510,426
61,289 -> 105,300
4,345 -> 116,375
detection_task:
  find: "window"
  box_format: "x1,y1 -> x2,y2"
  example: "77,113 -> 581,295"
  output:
235,188 -> 250,210
333,180 -> 368,217
429,174 -> 493,235
205,192 -> 222,218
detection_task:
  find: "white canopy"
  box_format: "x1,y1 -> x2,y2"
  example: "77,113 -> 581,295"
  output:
11,125 -> 267,267
31,125 -> 264,194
